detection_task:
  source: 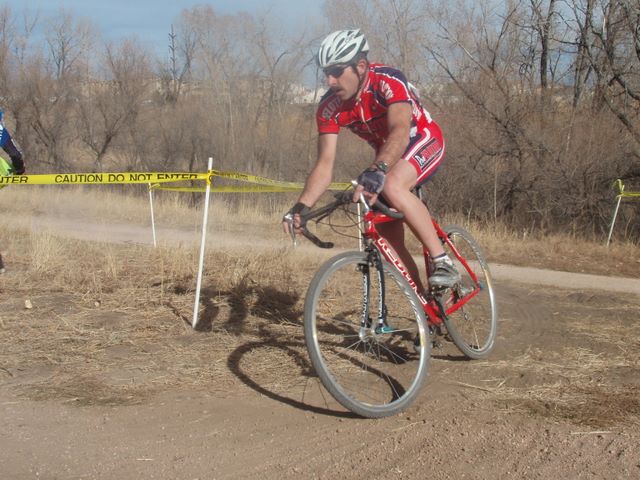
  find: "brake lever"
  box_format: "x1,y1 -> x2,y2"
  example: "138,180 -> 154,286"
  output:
283,213 -> 297,247
302,228 -> 334,249
359,192 -> 371,213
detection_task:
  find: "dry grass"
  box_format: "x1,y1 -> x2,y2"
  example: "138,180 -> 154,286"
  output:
0,213 -> 323,407
0,186 -> 639,427
463,291 -> 640,428
2,186 -> 638,277
488,347 -> 640,427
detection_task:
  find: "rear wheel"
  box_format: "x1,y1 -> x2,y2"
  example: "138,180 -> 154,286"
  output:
439,226 -> 497,359
304,251 -> 430,418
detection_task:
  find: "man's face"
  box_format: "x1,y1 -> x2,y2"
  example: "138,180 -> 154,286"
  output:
324,60 -> 366,100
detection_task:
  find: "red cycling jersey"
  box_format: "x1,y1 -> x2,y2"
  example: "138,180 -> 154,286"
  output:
316,63 -> 445,183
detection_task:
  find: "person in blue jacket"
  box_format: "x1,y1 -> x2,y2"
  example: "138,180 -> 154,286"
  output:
0,111 -> 25,274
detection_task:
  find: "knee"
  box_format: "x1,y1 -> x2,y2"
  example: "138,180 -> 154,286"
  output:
382,171 -> 400,192
382,174 -> 408,204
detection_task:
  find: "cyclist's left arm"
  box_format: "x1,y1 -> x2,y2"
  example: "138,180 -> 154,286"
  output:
354,102 -> 412,204
373,102 -> 411,171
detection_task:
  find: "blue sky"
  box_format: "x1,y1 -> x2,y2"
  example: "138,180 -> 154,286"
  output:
21,1 -> 325,53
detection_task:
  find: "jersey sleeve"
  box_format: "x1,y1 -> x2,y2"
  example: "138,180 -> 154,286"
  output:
376,67 -> 412,106
316,94 -> 341,135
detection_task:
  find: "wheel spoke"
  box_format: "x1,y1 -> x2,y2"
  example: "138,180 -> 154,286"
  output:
440,226 -> 497,359
304,251 -> 430,418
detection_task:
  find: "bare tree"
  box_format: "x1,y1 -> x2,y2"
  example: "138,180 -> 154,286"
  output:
18,11 -> 93,171
322,0 -> 429,81
44,9 -> 92,81
582,0 -> 640,168
524,0 -> 562,109
0,7 -> 38,165
22,62 -> 75,171
77,38 -> 151,171
0,6 -> 14,97
571,0 -> 596,107
157,22 -> 197,104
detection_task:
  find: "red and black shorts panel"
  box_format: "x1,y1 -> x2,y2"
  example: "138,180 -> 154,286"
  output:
402,122 -> 445,186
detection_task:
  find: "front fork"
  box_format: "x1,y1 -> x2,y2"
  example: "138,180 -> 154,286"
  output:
358,248 -> 390,338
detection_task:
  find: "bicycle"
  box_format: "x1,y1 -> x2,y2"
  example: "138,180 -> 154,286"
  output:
285,186 -> 497,418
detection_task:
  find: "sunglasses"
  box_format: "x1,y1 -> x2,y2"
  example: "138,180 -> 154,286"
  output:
323,64 -> 351,78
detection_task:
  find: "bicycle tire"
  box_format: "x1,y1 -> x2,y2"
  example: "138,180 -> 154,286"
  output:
440,225 -> 498,359
304,250 -> 430,418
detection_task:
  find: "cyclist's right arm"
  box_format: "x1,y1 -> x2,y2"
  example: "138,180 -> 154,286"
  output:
299,134 -> 338,207
283,134 -> 338,235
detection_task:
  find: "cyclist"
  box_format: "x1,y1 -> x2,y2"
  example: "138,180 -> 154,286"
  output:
0,110 -> 26,274
283,29 -> 459,291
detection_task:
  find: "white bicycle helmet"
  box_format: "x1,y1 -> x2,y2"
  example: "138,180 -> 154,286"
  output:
317,29 -> 369,68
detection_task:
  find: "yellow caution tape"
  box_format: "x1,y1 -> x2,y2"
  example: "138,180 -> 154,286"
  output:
209,169 -> 351,191
0,168 -> 352,193
211,169 -> 304,188
0,172 -> 208,186
153,185 -> 304,193
614,179 -> 640,198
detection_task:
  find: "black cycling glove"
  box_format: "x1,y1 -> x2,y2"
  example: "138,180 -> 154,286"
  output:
284,202 -> 310,222
356,167 -> 385,194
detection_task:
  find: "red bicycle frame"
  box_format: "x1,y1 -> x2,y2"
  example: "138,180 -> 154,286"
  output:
361,209 -> 481,326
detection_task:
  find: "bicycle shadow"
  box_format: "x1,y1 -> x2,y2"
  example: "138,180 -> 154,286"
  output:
227,339 -> 356,419
230,286 -> 357,418
188,280 -> 355,417
431,352 -> 471,362
430,339 -> 475,362
191,282 -> 415,418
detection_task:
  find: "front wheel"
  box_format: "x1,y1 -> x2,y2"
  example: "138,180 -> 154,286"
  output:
304,251 -> 430,418
440,226 -> 498,359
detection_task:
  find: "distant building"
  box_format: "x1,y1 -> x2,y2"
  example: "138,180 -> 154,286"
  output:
289,84 -> 327,104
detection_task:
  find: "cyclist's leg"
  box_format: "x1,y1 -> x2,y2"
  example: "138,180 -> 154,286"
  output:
382,158 -> 444,259
382,124 -> 460,288
376,220 -> 426,293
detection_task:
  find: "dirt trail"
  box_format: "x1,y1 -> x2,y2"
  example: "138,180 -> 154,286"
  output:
490,263 -> 640,295
1,280 -> 638,479
24,212 -> 640,295
1,214 -> 639,479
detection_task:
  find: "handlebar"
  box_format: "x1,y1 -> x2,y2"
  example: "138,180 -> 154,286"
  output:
285,189 -> 404,249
